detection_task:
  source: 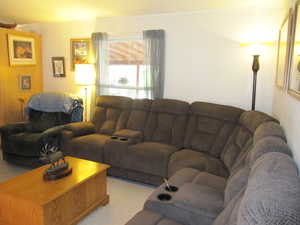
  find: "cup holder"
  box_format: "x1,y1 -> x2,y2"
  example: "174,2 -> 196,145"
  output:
120,138 -> 128,141
157,193 -> 172,201
165,185 -> 178,192
111,136 -> 118,139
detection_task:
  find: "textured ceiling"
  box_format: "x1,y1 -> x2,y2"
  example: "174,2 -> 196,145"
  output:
0,0 -> 288,24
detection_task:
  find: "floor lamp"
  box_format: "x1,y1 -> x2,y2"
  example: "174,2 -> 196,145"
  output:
248,44 -> 264,111
251,55 -> 260,110
75,64 -> 95,122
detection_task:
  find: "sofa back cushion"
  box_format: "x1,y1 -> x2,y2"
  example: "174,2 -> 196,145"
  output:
230,120 -> 287,176
144,99 -> 189,147
184,102 -> 244,157
126,99 -> 152,133
238,152 -> 300,225
213,189 -> 244,225
249,136 -> 293,167
253,121 -> 287,143
213,152 -> 300,225
224,134 -> 293,207
221,111 -> 277,171
224,166 -> 250,206
92,96 -> 132,135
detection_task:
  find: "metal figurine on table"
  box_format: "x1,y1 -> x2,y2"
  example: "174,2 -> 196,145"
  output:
40,144 -> 72,181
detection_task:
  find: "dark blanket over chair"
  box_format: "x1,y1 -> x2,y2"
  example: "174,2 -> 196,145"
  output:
0,92 -> 83,168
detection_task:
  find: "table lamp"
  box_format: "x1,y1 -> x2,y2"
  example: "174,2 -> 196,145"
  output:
75,64 -> 95,121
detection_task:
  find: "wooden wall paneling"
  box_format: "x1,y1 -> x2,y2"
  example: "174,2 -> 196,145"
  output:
0,28 -> 43,126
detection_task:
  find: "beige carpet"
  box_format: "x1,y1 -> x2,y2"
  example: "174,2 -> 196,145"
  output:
0,154 -> 154,225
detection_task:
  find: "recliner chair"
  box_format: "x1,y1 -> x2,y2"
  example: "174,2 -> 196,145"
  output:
0,92 -> 83,168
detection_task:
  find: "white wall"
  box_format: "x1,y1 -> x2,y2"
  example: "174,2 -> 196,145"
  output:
19,8 -> 286,116
23,9 -> 284,114
272,0 -> 300,170
94,10 -> 281,113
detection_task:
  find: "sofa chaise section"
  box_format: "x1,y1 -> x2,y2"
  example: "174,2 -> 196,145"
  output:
126,122 -> 299,225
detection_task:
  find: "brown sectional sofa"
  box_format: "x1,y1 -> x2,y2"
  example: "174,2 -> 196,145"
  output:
61,95 -> 300,225
62,96 -> 276,185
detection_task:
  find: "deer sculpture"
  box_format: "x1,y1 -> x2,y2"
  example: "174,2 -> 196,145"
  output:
40,144 -> 72,180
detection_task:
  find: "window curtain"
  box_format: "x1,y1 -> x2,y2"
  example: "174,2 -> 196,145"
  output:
90,32 -> 108,119
143,29 -> 165,99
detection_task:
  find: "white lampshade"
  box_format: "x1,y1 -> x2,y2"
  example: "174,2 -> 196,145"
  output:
75,64 -> 95,85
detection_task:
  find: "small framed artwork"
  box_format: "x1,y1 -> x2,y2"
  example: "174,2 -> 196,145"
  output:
8,35 -> 36,66
19,75 -> 31,90
52,57 -> 66,77
70,38 -> 91,71
275,10 -> 292,89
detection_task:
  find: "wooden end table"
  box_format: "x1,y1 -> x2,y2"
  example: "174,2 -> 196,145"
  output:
0,156 -> 110,225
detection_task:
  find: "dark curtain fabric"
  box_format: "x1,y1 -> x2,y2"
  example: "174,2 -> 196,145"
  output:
143,29 -> 165,99
91,32 -> 108,119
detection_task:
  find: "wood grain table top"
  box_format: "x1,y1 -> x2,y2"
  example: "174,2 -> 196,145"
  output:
0,156 -> 110,205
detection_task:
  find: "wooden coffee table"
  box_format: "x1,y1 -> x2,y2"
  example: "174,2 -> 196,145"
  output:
0,156 -> 110,225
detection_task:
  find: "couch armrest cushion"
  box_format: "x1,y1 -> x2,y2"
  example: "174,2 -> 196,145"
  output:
41,125 -> 66,141
144,182 -> 223,225
114,129 -> 142,141
64,122 -> 96,137
0,122 -> 28,135
173,183 -> 224,218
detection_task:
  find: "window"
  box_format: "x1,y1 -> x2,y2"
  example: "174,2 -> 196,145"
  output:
100,39 -> 150,99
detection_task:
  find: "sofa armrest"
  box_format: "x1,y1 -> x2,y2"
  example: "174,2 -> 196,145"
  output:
41,125 -> 66,142
0,122 -> 28,136
113,129 -> 142,143
144,182 -> 224,225
63,122 -> 96,138
104,137 -> 136,168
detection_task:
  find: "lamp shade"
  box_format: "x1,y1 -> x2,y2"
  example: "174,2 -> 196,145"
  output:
75,64 -> 95,85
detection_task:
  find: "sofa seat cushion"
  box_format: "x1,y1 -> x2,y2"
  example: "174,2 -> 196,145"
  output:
192,172 -> 226,193
168,168 -> 226,193
5,132 -> 43,156
168,150 -> 229,178
145,182 -> 223,225
125,210 -> 185,225
65,134 -> 111,162
125,142 -> 179,177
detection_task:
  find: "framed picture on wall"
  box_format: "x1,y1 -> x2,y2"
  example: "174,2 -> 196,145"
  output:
275,10 -> 292,89
288,1 -> 300,100
70,38 -> 91,71
52,57 -> 66,77
8,35 -> 36,66
19,75 -> 31,90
